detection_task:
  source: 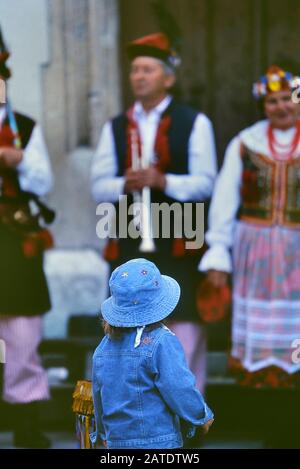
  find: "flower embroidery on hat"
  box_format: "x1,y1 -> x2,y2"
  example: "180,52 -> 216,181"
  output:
102,258 -> 180,329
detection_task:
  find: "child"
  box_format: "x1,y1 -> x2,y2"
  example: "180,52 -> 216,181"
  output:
91,258 -> 214,449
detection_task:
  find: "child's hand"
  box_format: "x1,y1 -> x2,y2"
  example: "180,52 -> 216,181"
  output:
200,418 -> 214,435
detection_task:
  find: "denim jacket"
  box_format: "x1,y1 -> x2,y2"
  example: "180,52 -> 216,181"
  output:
91,325 -> 214,449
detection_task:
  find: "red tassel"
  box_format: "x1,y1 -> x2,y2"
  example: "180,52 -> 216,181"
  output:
2,179 -> 18,197
38,229 -> 54,250
22,237 -> 39,258
172,238 -> 185,257
22,229 -> 54,258
103,239 -> 119,262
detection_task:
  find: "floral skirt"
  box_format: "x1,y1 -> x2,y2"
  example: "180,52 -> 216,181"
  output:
229,356 -> 300,389
231,221 -> 300,385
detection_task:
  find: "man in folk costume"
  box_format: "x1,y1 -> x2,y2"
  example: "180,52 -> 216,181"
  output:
199,65 -> 300,446
91,33 -> 217,393
0,28 -> 54,448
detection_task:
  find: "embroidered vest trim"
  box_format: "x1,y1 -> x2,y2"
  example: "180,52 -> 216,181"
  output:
239,143 -> 300,228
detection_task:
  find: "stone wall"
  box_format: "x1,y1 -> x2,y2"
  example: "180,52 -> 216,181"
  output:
0,0 -> 121,337
43,0 -> 121,248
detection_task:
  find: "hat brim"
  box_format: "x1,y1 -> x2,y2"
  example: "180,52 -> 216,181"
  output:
101,275 -> 181,328
127,44 -> 170,64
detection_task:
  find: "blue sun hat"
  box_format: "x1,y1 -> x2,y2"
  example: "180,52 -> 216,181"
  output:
101,258 -> 181,328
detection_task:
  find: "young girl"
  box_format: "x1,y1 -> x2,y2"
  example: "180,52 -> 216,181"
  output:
91,258 -> 214,449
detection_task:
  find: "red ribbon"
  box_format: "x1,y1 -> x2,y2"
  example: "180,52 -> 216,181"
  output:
125,107 -> 171,171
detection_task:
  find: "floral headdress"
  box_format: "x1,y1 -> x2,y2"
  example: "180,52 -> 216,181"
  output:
253,65 -> 300,99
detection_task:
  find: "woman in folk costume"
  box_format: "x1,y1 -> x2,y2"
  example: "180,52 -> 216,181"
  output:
91,32 -> 217,393
199,65 -> 300,446
0,28 -> 54,448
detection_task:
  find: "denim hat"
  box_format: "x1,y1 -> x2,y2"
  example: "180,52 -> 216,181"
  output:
101,258 -> 181,327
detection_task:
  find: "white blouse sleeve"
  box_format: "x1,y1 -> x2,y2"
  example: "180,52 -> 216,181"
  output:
17,124 -> 53,197
198,136 -> 242,273
90,121 -> 125,203
164,114 -> 217,202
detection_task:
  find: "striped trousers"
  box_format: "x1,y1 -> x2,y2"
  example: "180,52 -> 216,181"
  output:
0,315 -> 49,404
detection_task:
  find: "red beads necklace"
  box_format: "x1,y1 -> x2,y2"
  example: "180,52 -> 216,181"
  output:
268,120 -> 300,160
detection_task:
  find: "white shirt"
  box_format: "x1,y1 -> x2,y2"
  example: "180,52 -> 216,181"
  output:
198,119 -> 300,273
0,106 -> 53,197
90,96 -> 217,203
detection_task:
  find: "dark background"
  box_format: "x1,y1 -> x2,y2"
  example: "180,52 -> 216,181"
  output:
119,0 -> 300,160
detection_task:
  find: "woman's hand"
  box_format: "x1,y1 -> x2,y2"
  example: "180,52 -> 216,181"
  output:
206,269 -> 229,288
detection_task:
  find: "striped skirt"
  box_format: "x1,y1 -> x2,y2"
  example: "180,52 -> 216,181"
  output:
232,221 -> 300,374
0,315 -> 50,403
